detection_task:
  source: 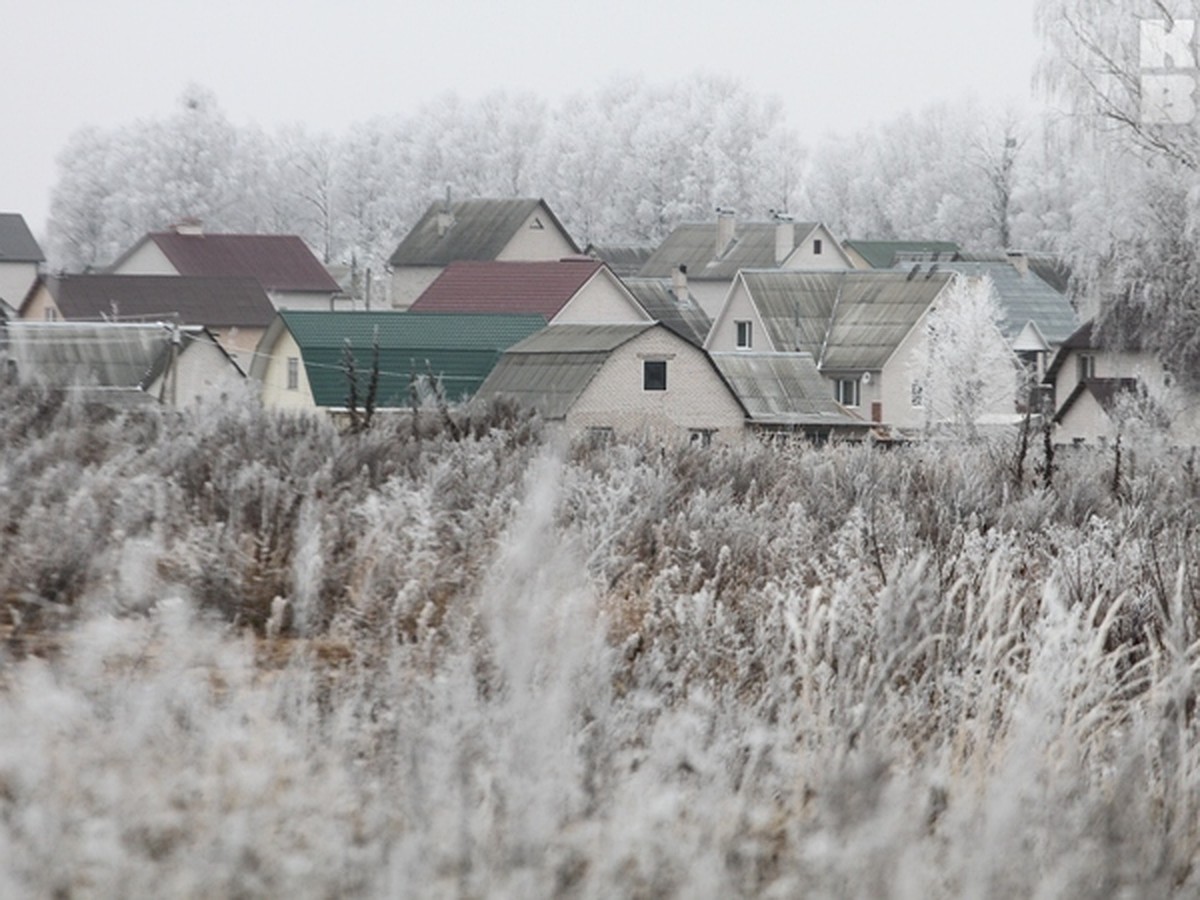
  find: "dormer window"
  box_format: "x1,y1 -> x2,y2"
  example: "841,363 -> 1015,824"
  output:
1077,354 -> 1096,381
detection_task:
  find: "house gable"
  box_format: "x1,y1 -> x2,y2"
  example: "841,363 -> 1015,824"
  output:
551,267 -> 651,325
705,274 -> 773,352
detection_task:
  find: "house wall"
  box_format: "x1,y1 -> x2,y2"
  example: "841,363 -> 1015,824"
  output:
689,280 -> 733,320
783,225 -> 854,269
110,241 -> 178,275
495,210 -> 578,261
210,326 -> 264,372
705,278 -> 769,352
566,329 -> 746,444
1051,348 -> 1164,412
1054,392 -> 1114,446
144,337 -> 244,408
0,262 -> 38,309
268,290 -> 335,312
552,271 -> 650,325
17,283 -> 58,321
257,330 -> 317,411
390,267 -> 442,311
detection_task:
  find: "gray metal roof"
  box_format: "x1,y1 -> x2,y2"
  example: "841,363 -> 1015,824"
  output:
388,198 -> 579,267
476,323 -> 655,419
622,277 -> 712,346
739,269 -> 953,371
921,261 -> 1079,345
638,221 -> 819,280
709,352 -> 862,427
0,214 -> 44,263
586,244 -> 655,278
7,321 -> 173,389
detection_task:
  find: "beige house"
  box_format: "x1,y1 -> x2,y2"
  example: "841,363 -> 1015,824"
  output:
637,211 -> 853,318
1045,320 -> 1200,446
706,269 -> 960,430
108,223 -> 341,311
19,274 -> 276,371
388,198 -> 580,309
476,323 -> 749,445
0,214 -> 43,315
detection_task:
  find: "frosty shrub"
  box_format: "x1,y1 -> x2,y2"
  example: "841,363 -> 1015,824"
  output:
1,382 -> 1199,896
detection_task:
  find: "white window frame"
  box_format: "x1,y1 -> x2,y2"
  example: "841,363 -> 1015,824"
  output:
735,320 -> 753,349
835,377 -> 860,407
286,356 -> 299,391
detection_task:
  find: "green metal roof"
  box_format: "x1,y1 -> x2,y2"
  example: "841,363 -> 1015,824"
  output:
844,240 -> 959,268
278,310 -> 546,407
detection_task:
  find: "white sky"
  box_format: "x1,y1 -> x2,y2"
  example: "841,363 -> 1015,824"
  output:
4,0 -> 1044,238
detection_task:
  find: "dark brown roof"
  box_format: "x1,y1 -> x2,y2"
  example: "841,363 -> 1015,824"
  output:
34,274 -> 277,329
115,232 -> 339,293
409,259 -> 607,318
389,198 -> 579,267
0,213 -> 44,263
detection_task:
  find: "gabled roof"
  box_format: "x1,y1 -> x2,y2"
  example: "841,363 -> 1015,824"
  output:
1054,377 -> 1159,424
388,198 -> 579,267
637,221 -> 822,280
732,269 -> 953,371
622,277 -> 712,346
708,351 -> 865,429
954,251 -> 1072,295
0,214 -> 44,263
476,323 -> 659,419
923,261 -> 1078,345
844,240 -> 960,269
1044,320 -> 1098,382
112,232 -> 339,293
27,274 -> 277,329
259,310 -> 546,407
409,259 -> 607,318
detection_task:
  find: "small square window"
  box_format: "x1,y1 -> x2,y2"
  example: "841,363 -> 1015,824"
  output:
813,238 -> 823,255
735,320 -> 753,349
286,356 -> 299,391
644,359 -> 667,391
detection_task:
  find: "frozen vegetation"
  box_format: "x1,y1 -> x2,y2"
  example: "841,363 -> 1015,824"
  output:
1,383 -> 1199,897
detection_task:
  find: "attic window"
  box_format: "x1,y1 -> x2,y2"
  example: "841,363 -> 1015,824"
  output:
530,217 -> 545,230
286,357 -> 299,391
1077,354 -> 1096,381
835,378 -> 860,407
813,238 -> 823,255
735,320 -> 753,349
643,359 -> 667,391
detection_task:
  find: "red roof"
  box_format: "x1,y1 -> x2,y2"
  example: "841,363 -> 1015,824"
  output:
410,259 -> 605,318
144,232 -> 340,293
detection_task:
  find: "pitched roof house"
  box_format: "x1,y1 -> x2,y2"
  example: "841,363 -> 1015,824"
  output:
1042,320 -> 1194,445
108,224 -> 341,311
475,323 -> 749,445
0,213 -> 44,316
19,273 -> 277,370
843,240 -> 960,269
388,198 -> 580,309
637,211 -> 853,318
621,277 -> 712,347
5,321 -> 243,408
706,269 -> 958,430
251,310 -> 546,413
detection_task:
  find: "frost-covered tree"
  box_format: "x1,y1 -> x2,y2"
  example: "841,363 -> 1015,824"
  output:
1036,0 -> 1200,384
911,274 -> 1021,440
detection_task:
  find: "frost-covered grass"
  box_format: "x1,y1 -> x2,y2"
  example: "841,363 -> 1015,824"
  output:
1,383 -> 1199,897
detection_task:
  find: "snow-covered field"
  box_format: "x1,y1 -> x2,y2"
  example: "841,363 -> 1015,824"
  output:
1,384 -> 1197,897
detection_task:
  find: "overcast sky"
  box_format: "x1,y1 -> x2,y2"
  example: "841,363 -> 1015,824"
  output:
5,0 -> 1043,238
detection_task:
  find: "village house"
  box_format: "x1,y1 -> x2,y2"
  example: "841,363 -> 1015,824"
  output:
18,273 -> 277,371
108,223 -> 341,311
637,210 -> 853,318
251,310 -> 545,414
842,239 -> 960,270
388,198 -> 579,309
705,268 -> 959,431
5,320 -> 243,409
475,322 -> 749,445
1043,320 -> 1199,446
0,214 -> 44,318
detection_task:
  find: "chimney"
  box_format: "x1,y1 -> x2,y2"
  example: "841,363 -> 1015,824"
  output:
715,207 -> 736,256
1007,250 -> 1029,277
172,218 -> 203,236
771,210 -> 795,265
671,264 -> 688,302
436,185 -> 454,237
